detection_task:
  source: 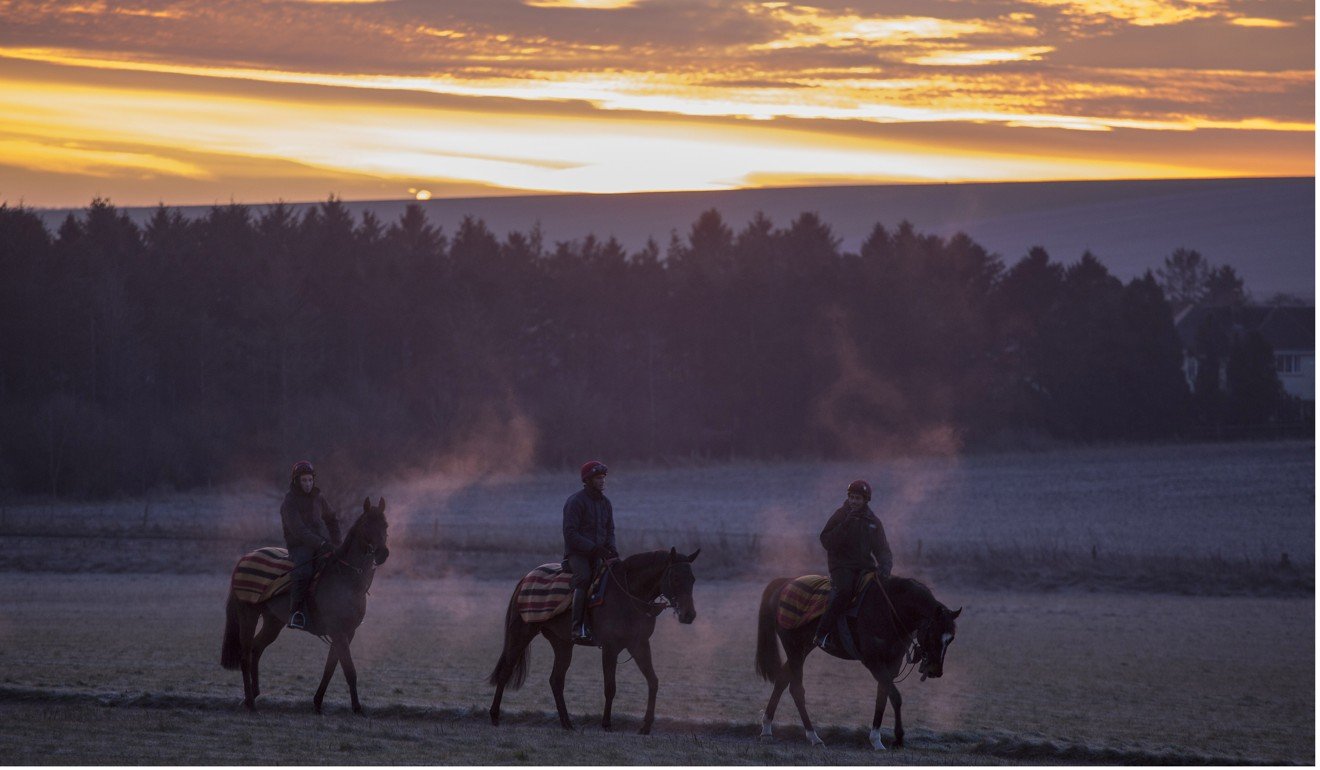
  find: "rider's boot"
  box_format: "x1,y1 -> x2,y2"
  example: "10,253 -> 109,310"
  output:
813,608 -> 836,649
288,581 -> 308,630
570,588 -> 595,645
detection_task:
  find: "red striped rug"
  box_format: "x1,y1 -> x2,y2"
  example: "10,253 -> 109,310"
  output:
514,563 -> 575,623
230,547 -> 293,604
775,575 -> 831,630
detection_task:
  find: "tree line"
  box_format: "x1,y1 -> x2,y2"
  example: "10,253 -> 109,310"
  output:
0,198 -> 1301,497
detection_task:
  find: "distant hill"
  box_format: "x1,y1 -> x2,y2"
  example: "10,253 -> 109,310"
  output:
35,176 -> 1314,300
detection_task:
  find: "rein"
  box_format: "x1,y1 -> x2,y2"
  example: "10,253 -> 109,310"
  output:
608,560 -> 676,614
874,579 -> 926,682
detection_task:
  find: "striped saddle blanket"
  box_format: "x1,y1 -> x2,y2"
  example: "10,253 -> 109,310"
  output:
230,547 -> 295,604
775,572 -> 876,630
513,563 -> 605,624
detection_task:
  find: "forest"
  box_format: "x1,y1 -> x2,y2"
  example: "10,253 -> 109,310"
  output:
0,197 -> 1302,497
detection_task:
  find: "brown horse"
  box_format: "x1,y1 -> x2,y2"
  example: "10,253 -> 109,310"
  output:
487,548 -> 700,734
755,575 -> 959,750
220,497 -> 390,713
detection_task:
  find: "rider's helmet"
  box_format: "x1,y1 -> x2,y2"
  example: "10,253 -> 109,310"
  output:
846,479 -> 872,501
291,460 -> 316,481
579,460 -> 608,483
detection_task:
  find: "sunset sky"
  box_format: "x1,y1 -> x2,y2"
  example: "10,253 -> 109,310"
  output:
0,0 -> 1312,207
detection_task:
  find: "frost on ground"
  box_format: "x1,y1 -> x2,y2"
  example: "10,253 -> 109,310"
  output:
0,574 -> 1310,764
1,441 -> 1311,595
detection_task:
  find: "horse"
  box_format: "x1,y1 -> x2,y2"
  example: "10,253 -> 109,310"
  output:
755,574 -> 960,750
487,548 -> 700,735
220,497 -> 390,714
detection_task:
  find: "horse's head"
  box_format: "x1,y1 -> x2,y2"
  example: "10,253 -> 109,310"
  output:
915,604 -> 960,680
661,547 -> 701,624
350,497 -> 390,566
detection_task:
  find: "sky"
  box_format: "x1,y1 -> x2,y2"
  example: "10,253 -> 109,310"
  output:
0,0 -> 1313,207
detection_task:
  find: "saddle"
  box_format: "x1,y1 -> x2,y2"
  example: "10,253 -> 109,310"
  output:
513,562 -> 609,624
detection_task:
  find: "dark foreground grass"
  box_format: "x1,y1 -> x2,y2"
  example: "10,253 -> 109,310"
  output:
0,686 -> 1285,766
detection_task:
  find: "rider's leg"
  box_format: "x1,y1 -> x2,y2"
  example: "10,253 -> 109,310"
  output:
287,545 -> 315,629
814,568 -> 858,647
567,554 -> 593,643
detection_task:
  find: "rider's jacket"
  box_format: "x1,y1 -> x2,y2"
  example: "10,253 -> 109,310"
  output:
280,483 -> 341,551
819,504 -> 892,577
562,486 -> 617,559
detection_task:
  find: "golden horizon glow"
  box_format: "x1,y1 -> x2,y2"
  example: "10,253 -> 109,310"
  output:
0,0 -> 1310,207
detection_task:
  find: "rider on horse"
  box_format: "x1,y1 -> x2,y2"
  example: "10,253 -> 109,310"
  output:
814,479 -> 892,649
280,460 -> 341,631
563,460 -> 618,646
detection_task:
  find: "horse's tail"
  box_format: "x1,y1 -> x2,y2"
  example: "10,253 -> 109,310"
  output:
220,592 -> 242,670
755,577 -> 790,682
487,586 -> 530,690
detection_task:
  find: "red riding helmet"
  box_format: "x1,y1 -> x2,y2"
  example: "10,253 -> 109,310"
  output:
291,460 -> 316,480
580,460 -> 608,483
846,479 -> 872,501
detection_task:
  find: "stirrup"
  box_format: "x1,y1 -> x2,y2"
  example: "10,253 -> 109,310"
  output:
813,633 -> 830,650
572,626 -> 596,646
288,610 -> 307,630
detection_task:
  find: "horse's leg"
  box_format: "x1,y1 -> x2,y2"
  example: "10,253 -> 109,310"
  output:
761,667 -> 792,741
888,683 -> 904,749
784,644 -> 823,747
630,639 -> 660,736
601,644 -> 620,732
237,606 -> 260,710
247,610 -> 284,708
865,659 -> 902,750
546,632 -> 576,730
313,640 -> 341,715
337,632 -> 364,715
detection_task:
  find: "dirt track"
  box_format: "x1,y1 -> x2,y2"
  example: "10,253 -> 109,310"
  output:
0,572 -> 1310,764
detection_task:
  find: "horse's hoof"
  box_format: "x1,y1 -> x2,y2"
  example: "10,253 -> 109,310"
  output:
560,722 -> 574,731
758,734 -> 776,743
490,713 -> 500,727
601,723 -> 612,732
242,701 -> 255,712
638,726 -> 652,736
869,728 -> 887,750
807,730 -> 826,748
353,706 -> 365,717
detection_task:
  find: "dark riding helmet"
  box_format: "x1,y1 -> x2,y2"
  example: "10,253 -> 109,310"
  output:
580,460 -> 608,483
846,479 -> 872,501
291,460 -> 315,480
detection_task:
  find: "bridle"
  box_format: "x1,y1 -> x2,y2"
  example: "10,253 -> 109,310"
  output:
876,579 -> 943,683
608,559 -> 683,614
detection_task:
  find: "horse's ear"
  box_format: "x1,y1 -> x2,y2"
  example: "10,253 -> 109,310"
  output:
949,607 -> 962,619
668,546 -> 678,561
377,497 -> 386,513
686,548 -> 701,563
363,497 -> 370,512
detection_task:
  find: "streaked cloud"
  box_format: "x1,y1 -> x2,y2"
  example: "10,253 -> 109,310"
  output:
0,0 -> 1309,206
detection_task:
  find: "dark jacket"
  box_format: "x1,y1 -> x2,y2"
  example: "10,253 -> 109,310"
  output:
280,484 -> 341,551
819,504 -> 892,577
562,486 -> 617,559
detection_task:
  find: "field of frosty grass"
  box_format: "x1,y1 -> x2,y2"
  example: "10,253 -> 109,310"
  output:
0,440 -> 1313,764
4,440 -> 1311,584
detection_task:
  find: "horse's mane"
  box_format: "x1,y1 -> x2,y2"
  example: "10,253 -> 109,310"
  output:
337,506 -> 384,554
620,549 -> 670,572
884,575 -> 937,609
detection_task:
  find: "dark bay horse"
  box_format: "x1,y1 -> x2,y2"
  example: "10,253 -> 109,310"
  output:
221,497 -> 390,714
488,548 -> 700,734
755,575 -> 959,750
